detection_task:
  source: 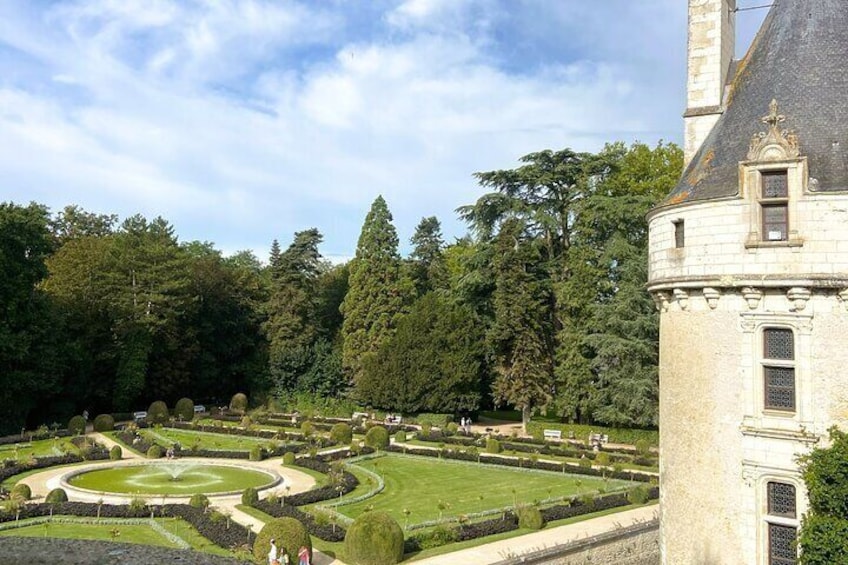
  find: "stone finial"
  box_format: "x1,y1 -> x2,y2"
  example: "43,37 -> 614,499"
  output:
741,287 -> 762,310
673,289 -> 690,311
787,287 -> 811,312
702,287 -> 721,310
747,99 -> 800,161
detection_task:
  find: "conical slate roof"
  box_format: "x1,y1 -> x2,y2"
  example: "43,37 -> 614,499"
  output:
664,0 -> 848,205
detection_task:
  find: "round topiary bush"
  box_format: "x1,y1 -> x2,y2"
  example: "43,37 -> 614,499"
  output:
147,400 -> 169,424
242,486 -> 259,506
394,430 -> 406,443
147,445 -> 163,459
634,438 -> 651,457
517,505 -> 544,530
189,493 -> 210,509
253,517 -> 311,565
627,485 -> 650,505
11,483 -> 31,501
45,488 -> 68,503
330,423 -> 353,445
300,421 -> 315,437
174,398 -> 195,422
364,426 -> 389,450
229,392 -> 248,414
344,511 -> 404,565
92,414 -> 115,432
445,422 -> 459,436
109,445 -> 122,460
485,438 -> 501,454
249,446 -> 263,461
68,415 -> 86,435
282,452 -> 296,465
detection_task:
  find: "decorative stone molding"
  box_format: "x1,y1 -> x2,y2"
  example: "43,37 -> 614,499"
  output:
653,292 -> 670,312
741,287 -> 763,310
673,288 -> 689,311
747,99 -> 800,162
702,287 -> 720,310
786,287 -> 811,312
838,289 -> 848,311
741,468 -> 755,488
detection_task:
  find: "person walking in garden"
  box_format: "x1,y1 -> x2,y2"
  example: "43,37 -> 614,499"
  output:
268,538 -> 278,565
298,545 -> 310,565
280,548 -> 290,565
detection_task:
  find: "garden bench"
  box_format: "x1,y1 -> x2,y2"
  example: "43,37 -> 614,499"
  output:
543,429 -> 562,441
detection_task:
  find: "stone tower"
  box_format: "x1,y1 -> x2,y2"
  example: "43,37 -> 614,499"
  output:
648,1 -> 848,564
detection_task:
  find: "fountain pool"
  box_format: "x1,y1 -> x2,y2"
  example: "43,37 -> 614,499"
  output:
64,462 -> 279,496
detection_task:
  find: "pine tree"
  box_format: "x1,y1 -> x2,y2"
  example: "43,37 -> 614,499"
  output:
341,196 -> 408,386
409,216 -> 447,296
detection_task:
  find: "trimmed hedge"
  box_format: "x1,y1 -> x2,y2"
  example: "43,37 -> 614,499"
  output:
147,400 -> 169,424
0,451 -> 109,484
92,414 -> 115,432
109,445 -> 122,460
253,517 -> 311,565
365,426 -> 389,450
242,487 -> 259,506
526,421 -> 658,447
10,483 -> 31,501
68,415 -> 86,435
253,499 -> 345,542
229,392 -> 248,414
345,511 -> 404,565
174,398 -> 195,422
45,488 -> 68,503
517,505 -> 544,530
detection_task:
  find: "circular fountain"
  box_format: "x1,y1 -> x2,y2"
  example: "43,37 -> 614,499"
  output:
60,460 -> 281,498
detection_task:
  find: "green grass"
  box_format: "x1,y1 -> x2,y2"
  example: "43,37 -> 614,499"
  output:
0,520 -> 180,548
67,463 -> 274,495
338,455 -> 630,526
141,428 -> 295,452
0,437 -> 81,463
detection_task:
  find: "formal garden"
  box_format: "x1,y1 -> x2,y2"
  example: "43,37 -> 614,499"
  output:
0,395 -> 659,565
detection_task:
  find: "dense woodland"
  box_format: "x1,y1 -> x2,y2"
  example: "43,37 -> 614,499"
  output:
0,141 -> 682,435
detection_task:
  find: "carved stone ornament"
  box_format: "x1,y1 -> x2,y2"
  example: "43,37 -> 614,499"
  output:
741,468 -> 755,488
673,288 -> 689,311
786,287 -> 811,312
747,99 -> 801,161
741,287 -> 763,310
653,292 -> 670,312
702,287 -> 720,310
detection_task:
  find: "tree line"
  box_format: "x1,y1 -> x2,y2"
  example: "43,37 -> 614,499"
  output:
0,141 -> 681,435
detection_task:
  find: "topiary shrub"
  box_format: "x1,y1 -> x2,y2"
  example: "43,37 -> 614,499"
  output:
147,445 -> 163,459
628,485 -> 650,505
45,488 -> 68,503
68,415 -> 86,435
282,452 -> 296,465
517,505 -> 544,530
595,452 -> 610,467
330,423 -> 353,445
229,392 -> 248,414
634,438 -> 651,457
253,517 -> 311,565
242,487 -> 259,506
365,426 -> 389,450
147,400 -> 169,424
241,415 -> 252,428
174,398 -> 195,422
109,445 -> 122,460
249,446 -> 263,461
445,422 -> 459,436
189,493 -> 210,510
92,414 -> 115,432
485,438 -> 501,454
11,483 -> 31,501
344,511 -> 404,565
394,430 -> 407,443
300,421 -> 315,437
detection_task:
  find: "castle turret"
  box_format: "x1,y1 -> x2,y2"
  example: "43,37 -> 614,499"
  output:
649,1 -> 848,563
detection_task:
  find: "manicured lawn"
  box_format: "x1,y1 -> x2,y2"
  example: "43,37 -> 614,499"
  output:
0,437 -> 80,463
0,520 -> 180,548
141,428 -> 294,452
339,454 -> 630,525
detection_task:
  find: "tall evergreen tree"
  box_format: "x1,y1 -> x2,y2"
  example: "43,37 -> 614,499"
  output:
409,216 -> 447,296
341,196 -> 408,386
488,219 -> 554,432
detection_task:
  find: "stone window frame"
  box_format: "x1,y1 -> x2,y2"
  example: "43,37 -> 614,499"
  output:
759,476 -> 800,565
762,328 -> 796,413
741,158 -> 807,249
673,219 -> 685,248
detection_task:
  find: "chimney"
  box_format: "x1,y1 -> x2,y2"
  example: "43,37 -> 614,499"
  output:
684,0 -> 736,166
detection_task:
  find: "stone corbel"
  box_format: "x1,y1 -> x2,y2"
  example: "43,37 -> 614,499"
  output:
653,292 -> 670,312
838,289 -> 848,312
702,287 -> 720,310
673,288 -> 689,311
741,287 -> 763,310
786,287 -> 811,312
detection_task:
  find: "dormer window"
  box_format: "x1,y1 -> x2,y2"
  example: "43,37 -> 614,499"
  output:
761,170 -> 789,242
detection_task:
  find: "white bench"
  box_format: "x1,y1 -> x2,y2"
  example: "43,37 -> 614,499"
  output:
543,429 -> 562,441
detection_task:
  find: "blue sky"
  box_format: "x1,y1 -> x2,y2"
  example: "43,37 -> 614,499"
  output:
0,1 -> 766,262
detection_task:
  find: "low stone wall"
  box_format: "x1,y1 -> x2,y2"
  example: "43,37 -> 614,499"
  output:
492,518 -> 659,565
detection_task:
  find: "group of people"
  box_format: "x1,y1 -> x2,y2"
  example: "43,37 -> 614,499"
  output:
268,539 -> 309,565
459,416 -> 473,434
